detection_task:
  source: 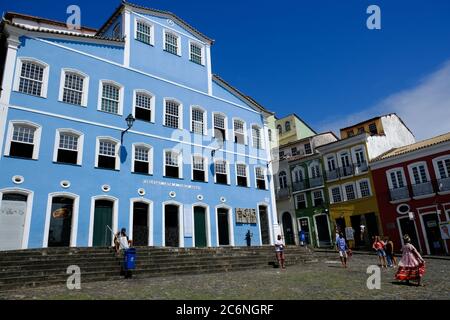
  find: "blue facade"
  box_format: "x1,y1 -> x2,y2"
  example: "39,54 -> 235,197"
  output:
0,4 -> 277,251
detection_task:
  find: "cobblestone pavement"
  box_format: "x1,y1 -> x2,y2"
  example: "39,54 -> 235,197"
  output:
1,254 -> 449,300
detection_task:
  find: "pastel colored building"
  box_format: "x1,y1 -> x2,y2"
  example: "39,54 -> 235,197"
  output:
371,132 -> 450,255
0,2 -> 279,251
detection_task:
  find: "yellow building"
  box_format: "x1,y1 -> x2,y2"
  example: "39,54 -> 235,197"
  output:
316,114 -> 415,249
268,114 -> 316,150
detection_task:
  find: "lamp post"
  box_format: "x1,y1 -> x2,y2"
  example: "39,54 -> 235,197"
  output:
121,114 -> 135,144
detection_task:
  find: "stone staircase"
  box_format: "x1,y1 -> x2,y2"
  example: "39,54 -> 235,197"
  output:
0,246 -> 314,291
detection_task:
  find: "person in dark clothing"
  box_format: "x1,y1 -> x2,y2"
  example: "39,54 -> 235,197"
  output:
384,236 -> 397,267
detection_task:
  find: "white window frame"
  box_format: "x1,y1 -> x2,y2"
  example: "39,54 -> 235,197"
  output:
133,89 -> 155,123
254,166 -> 268,190
235,162 -> 250,187
407,161 -> 431,185
163,29 -> 181,56
295,193 -> 308,210
342,182 -> 357,201
432,155 -> 450,180
191,154 -> 208,182
58,68 -> 89,107
279,171 -> 288,189
232,118 -> 247,145
351,145 -> 367,165
356,178 -> 372,198
337,149 -> 351,168
163,149 -> 183,179
132,143 -> 153,175
52,128 -> 84,165
212,112 -> 228,141
163,98 -> 183,129
325,154 -> 337,171
329,185 -> 342,204
190,105 -> 207,135
308,161 -> 322,179
97,80 -> 124,115
188,40 -> 205,65
251,124 -> 264,150
386,167 -> 407,189
95,136 -> 120,170
134,18 -> 155,46
291,166 -> 305,183
312,189 -> 325,207
4,120 -> 42,160
13,57 -> 50,98
214,159 -> 230,184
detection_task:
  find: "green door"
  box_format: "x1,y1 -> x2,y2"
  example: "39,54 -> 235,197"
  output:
93,200 -> 113,247
194,207 -> 207,247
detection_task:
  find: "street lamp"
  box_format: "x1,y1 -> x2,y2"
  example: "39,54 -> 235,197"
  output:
121,114 -> 135,144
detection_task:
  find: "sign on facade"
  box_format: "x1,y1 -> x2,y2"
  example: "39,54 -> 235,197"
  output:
345,227 -> 355,240
235,208 -> 257,224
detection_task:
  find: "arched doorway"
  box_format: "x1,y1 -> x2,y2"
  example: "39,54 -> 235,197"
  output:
282,212 -> 295,245
0,192 -> 29,251
165,204 -> 180,247
132,202 -> 149,246
193,206 -> 207,248
217,207 -> 231,246
258,205 -> 271,245
47,196 -> 75,247
93,200 -> 114,247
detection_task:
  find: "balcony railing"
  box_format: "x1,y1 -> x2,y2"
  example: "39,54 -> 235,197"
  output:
339,165 -> 354,177
389,187 -> 410,202
438,177 -> 450,192
309,176 -> 324,188
412,181 -> 434,197
326,169 -> 339,181
292,181 -> 306,192
354,162 -> 369,174
276,187 -> 291,200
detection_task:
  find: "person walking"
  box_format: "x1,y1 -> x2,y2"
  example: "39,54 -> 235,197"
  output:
384,236 -> 397,267
372,236 -> 387,268
275,235 -> 286,270
395,235 -> 426,286
336,232 -> 349,268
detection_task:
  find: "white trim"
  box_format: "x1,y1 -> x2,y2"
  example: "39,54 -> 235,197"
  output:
215,204 -> 234,247
250,123 -> 264,150
214,158 -> 230,185
97,80 -> 124,116
0,187 -> 34,250
163,29 -> 182,56
13,57 -> 49,98
124,10 -> 131,67
189,105 -> 207,135
132,143 -> 153,175
328,185 -> 343,204
341,181 -> 357,202
212,112 -> 229,141
134,16 -> 155,46
192,203 -> 211,247
4,120 -> 42,160
95,136 -> 121,170
254,166 -> 268,190
337,149 -> 352,168
235,162 -> 250,187
311,189 -> 325,207
355,178 -> 372,198
297,216 -> 311,244
188,39 -> 205,66
88,195 -> 119,247
31,36 -> 261,114
313,213 -> 332,248
206,45 -> 212,95
191,153 -> 208,182
162,200 -> 184,247
8,105 -> 270,162
232,117 -> 247,145
0,35 -> 20,105
163,97 -> 183,129
308,160 -> 322,179
0,105 -> 9,160
407,161 -> 431,185
58,68 -> 89,107
256,202 -> 273,245
291,165 -> 305,184
132,89 -> 156,123
163,149 -> 183,179
418,211 -> 440,255
386,167 -> 407,190
52,128 -> 84,165
396,215 -> 423,253
129,197 -> 154,246
432,155 -> 450,180
351,144 -> 368,175
294,192 -> 308,210
42,192 -> 80,248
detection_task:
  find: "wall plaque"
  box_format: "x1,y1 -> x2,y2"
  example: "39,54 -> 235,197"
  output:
235,208 -> 257,224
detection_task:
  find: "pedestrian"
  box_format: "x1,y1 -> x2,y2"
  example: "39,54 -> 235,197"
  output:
275,235 -> 286,270
336,232 -> 349,268
299,230 -> 306,246
395,234 -> 426,286
384,236 -> 397,267
245,230 -> 253,247
372,236 -> 387,268
114,228 -> 132,254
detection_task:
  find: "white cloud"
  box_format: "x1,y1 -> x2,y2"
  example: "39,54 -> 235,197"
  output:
316,60 -> 450,140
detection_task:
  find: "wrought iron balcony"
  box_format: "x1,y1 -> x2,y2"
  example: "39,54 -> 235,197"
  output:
276,187 -> 291,200
339,165 -> 354,177
389,187 -> 410,202
326,169 -> 339,181
412,181 -> 434,197
354,162 -> 369,174
438,177 -> 450,192
309,176 -> 324,188
292,181 -> 307,192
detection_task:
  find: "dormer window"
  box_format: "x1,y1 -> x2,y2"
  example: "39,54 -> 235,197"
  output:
164,31 -> 181,56
369,123 -> 378,135
285,122 -> 291,132
113,23 -> 121,39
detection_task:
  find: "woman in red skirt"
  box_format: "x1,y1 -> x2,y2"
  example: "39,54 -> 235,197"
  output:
395,235 -> 426,286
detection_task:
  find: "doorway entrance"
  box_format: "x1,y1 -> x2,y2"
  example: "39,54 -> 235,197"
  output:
315,214 -> 331,247
165,204 -> 180,247
133,202 -> 149,246
93,200 -> 113,247
298,218 -> 310,245
258,205 -> 270,245
398,216 -> 420,251
422,213 -> 445,255
48,196 -> 74,247
194,206 -> 207,248
217,208 -> 230,246
282,212 -> 295,245
0,193 -> 28,251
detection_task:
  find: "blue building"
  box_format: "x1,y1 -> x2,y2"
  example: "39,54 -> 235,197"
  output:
0,1 -> 279,251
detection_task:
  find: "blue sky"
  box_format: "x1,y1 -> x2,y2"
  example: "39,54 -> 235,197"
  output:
3,0 -> 450,139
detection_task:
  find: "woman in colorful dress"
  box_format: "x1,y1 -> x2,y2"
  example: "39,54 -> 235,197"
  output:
395,235 -> 426,286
